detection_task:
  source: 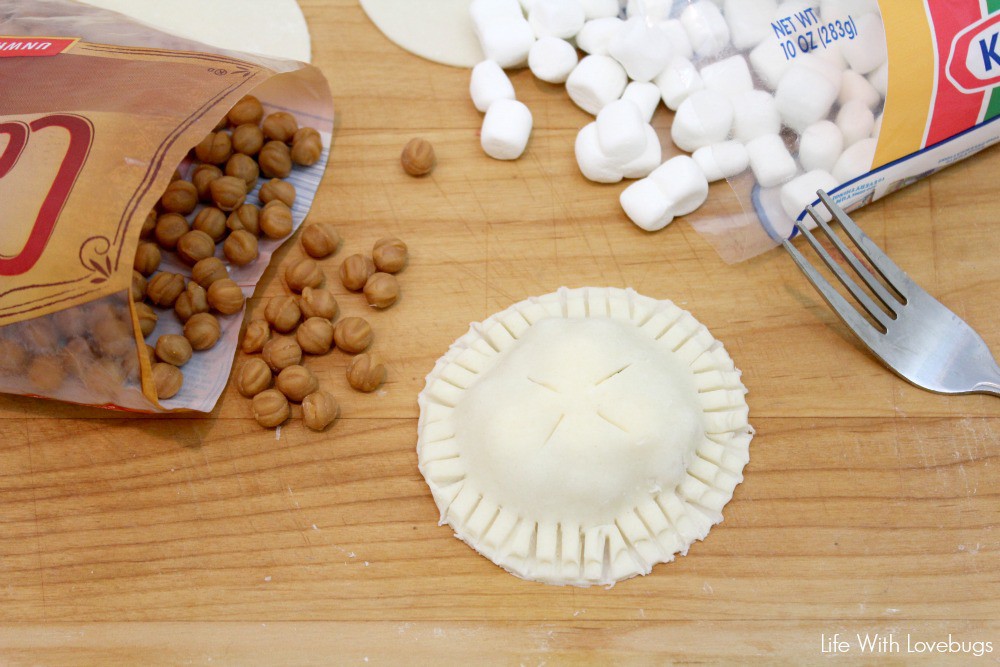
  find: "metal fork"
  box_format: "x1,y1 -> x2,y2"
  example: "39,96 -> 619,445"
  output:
781,190 -> 1000,397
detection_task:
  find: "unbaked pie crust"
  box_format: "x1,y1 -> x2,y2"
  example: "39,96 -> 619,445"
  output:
417,287 -> 753,586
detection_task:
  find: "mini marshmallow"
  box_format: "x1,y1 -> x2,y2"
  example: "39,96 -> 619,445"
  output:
566,55 -> 629,115
724,0 -> 778,50
648,155 -> 710,216
580,0 -> 619,19
774,61 -> 839,132
749,39 -> 792,90
654,57 -> 704,111
746,134 -> 797,188
477,15 -> 536,68
680,1 -> 731,58
529,36 -> 579,83
732,89 -> 781,143
529,0 -> 585,39
832,136 -> 876,182
700,56 -> 754,98
671,89 -> 733,152
780,169 -> 838,223
819,0 -> 878,23
481,98 -> 533,160
839,70 -> 882,111
622,124 -> 662,179
620,178 -> 674,231
798,53 -> 844,89
608,17 -> 673,83
661,19 -> 694,60
625,0 -> 671,22
868,61 -> 888,98
872,113 -> 883,139
596,99 -> 647,162
692,141 -> 750,182
470,60 -> 516,113
836,99 -> 875,147
840,13 -> 886,75
798,120 -> 843,173
470,0 -> 524,28
813,41 -> 848,72
575,17 -> 624,56
575,122 -> 624,183
621,81 -> 661,123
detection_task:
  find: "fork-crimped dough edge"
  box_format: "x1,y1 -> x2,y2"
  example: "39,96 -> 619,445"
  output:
416,287 -> 753,587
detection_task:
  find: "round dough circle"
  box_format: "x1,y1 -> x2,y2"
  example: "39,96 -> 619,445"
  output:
360,0 -> 484,68
417,287 -> 753,587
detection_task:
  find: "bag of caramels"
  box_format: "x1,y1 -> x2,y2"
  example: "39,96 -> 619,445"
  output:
0,0 -> 333,412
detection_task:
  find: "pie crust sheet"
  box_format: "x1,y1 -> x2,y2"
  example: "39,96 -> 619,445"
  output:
417,287 -> 753,587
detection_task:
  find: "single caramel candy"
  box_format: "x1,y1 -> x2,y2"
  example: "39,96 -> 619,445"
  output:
275,364 -> 318,402
264,295 -> 301,333
261,336 -> 302,372
291,127 -> 323,167
363,272 -> 400,309
296,317 -> 334,355
184,312 -> 221,351
372,237 -> 408,273
241,319 -> 271,354
207,278 -> 245,315
135,301 -> 158,337
400,137 -> 435,177
252,389 -> 290,428
191,256 -> 228,289
154,213 -> 190,249
147,272 -> 186,307
192,164 -> 223,201
259,201 -> 293,239
193,206 -> 228,242
224,229 -> 259,266
134,242 -> 162,276
300,222 -> 341,259
262,111 -> 298,142
236,357 -> 273,397
285,257 -> 324,293
347,353 -> 387,392
27,355 -> 65,392
227,204 -> 261,236
174,282 -> 209,322
258,141 -> 292,179
131,270 -> 147,302
339,254 -> 375,291
155,333 -> 193,367
231,123 -> 264,155
210,175 -> 247,212
194,131 -> 233,164
225,152 -> 259,190
152,362 -> 183,399
228,95 -> 264,127
160,180 -> 198,214
298,286 -> 338,321
333,317 -> 373,354
259,178 -> 296,208
302,390 -> 338,431
176,229 -> 216,265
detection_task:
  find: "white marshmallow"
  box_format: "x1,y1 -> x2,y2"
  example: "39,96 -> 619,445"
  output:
529,0 -> 586,39
620,178 -> 674,231
692,141 -> 749,182
872,112 -> 883,139
832,136 -> 876,182
566,55 -> 629,115
780,169 -> 838,223
661,19 -> 694,60
868,61 -> 888,98
836,99 -> 875,147
749,39 -> 792,90
700,56 -> 753,98
470,60 -> 516,113
596,99 -> 647,162
648,155 -> 710,216
819,0 -> 878,22
839,70 -> 882,111
575,122 -> 624,183
671,89 -> 733,152
840,13 -> 886,75
746,134 -> 797,187
470,0 -> 524,27
622,124 -> 662,179
798,120 -> 843,173
576,17 -> 624,56
654,57 -> 704,111
580,0 -> 620,19
625,0 -> 672,22
528,36 -> 579,83
732,89 -> 781,143
608,17 -> 673,83
724,0 -> 778,49
774,62 -> 839,132
680,1 -> 730,58
477,16 -> 536,68
621,81 -> 661,123
813,41 -> 848,72
798,53 -> 843,88
481,99 -> 533,160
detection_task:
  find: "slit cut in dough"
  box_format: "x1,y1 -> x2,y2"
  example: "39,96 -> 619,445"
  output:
417,287 -> 753,587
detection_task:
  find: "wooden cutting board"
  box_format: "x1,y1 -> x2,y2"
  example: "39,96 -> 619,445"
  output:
1,1 -> 997,663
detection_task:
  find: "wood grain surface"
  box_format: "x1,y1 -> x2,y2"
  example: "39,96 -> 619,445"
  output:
1,1 -> 998,664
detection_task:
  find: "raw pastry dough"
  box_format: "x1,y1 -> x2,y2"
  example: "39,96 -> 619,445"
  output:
360,0 -> 484,68
417,287 -> 753,587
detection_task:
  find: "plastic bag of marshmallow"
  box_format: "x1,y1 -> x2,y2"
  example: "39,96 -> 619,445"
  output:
637,0 -> 1000,261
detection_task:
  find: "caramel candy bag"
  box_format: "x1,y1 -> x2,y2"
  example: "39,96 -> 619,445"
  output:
0,0 -> 333,412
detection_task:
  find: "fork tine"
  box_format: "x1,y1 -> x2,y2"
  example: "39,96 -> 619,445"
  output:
817,190 -> 914,300
795,219 -> 895,331
806,204 -> 900,312
781,238 -> 886,352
